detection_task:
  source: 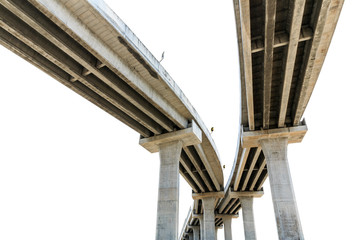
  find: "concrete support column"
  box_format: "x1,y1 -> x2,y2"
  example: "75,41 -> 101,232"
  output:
192,226 -> 200,240
199,217 -> 204,240
215,228 -> 218,240
139,120 -> 202,240
241,197 -> 257,240
223,216 -> 233,240
260,137 -> 304,240
188,233 -> 194,240
156,140 -> 183,240
202,197 -> 216,240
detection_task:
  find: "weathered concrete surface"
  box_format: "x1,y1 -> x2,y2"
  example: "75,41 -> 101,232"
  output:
156,140 -> 182,240
241,197 -> 257,240
192,226 -> 200,240
260,137 -> 304,240
139,120 -> 202,153
223,216 -> 233,240
189,233 -> 193,240
202,197 -> 216,240
192,191 -> 224,200
14,0 -> 224,191
199,217 -> 204,240
241,124 -> 307,148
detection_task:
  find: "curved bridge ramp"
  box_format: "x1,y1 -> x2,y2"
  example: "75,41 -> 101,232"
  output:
0,0 -> 224,193
0,0 -> 225,239
179,0 -> 343,239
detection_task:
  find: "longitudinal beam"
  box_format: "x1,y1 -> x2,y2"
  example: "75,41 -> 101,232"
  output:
184,146 -> 214,192
278,0 -> 306,127
0,28 -> 152,137
194,144 -> 221,191
1,0 -> 176,132
0,5 -> 164,135
241,147 -> 261,191
293,0 -> 344,125
180,151 -> 206,192
249,156 -> 266,191
28,0 -> 189,129
233,148 -> 250,191
217,190 -> 231,214
238,0 -> 255,130
263,0 -> 276,129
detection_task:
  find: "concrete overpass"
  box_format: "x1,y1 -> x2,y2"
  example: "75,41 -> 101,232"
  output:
0,0 -> 225,239
179,0 -> 344,239
0,0 -> 345,239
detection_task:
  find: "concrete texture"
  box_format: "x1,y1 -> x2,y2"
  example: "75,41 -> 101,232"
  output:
192,226 -> 200,240
1,0 -> 224,195
260,137 -> 304,240
192,191 -> 224,200
156,140 -> 183,240
223,216 -> 232,240
189,233 -> 193,240
199,217 -> 204,240
241,197 -> 257,240
241,124 -> 307,148
202,197 -> 216,240
0,1 -> 345,239
139,120 -> 202,153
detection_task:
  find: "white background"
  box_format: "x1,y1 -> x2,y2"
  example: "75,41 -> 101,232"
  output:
0,0 -> 359,239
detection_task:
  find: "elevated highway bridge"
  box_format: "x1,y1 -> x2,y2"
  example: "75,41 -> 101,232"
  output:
179,0 -> 343,239
0,0 -> 344,239
0,0 -> 225,238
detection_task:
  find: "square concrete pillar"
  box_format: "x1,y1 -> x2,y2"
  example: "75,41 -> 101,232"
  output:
199,217 -> 204,240
188,232 -> 194,240
241,197 -> 257,240
139,120 -> 202,240
260,137 -> 304,240
223,216 -> 233,240
202,197 -> 216,240
156,140 -> 182,239
192,226 -> 200,240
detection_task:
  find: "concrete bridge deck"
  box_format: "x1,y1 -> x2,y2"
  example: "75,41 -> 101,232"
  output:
179,0 -> 343,239
0,0 -> 346,239
0,0 -> 224,194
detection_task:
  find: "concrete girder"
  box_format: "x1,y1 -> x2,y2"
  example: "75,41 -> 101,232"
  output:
249,156 -> 267,191
293,0 -> 344,125
180,151 -> 206,193
0,27 -> 152,137
237,0 -> 254,130
241,147 -> 261,191
0,4 -> 165,136
263,0 -> 276,129
1,0 -> 177,132
278,0 -> 307,128
233,147 -> 250,191
28,0 -> 189,130
194,144 -> 222,192
184,146 -> 214,192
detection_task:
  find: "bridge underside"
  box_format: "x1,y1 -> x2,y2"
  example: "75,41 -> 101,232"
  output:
180,0 -> 344,239
0,0 -> 224,194
235,0 -> 343,131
